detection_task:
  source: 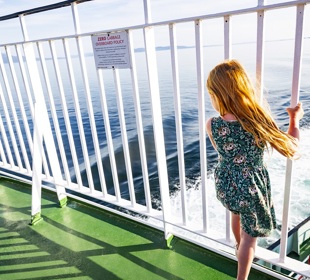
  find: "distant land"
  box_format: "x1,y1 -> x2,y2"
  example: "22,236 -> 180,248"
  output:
1,37 -> 309,63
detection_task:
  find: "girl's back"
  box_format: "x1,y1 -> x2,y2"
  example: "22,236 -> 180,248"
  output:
211,116 -> 264,168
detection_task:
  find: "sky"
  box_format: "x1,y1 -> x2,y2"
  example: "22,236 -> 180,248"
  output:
0,0 -> 309,48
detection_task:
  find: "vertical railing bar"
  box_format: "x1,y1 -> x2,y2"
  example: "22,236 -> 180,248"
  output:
0,54 -> 23,169
113,68 -> 136,206
127,29 -> 152,211
0,114 -> 12,166
279,3 -> 305,262
16,44 -> 51,178
14,46 -> 34,150
63,39 -> 93,188
19,15 -> 29,42
31,102 -> 44,220
49,40 -> 83,189
20,13 -> 67,207
256,0 -> 266,101
63,38 -> 106,193
195,19 -> 208,233
169,23 -> 188,226
37,42 -> 71,185
224,16 -> 232,59
15,45 -> 34,116
143,0 -> 172,239
224,15 -> 232,242
19,14 -> 52,181
97,69 -> 120,200
75,37 -> 103,194
5,46 -> 31,172
71,2 -> 99,194
0,136 -> 7,166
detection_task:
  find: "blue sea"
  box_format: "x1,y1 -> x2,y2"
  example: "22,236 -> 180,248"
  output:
59,39 -> 309,243
3,38 -> 310,245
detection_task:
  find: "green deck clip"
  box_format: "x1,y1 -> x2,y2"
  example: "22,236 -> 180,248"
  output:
166,234 -> 175,249
59,197 -> 68,208
30,212 -> 43,226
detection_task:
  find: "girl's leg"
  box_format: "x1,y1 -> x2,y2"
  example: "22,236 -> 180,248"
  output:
231,212 -> 241,246
237,229 -> 257,280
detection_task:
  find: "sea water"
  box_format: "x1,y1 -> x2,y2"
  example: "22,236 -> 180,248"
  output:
78,40 -> 309,233
3,38 -> 309,246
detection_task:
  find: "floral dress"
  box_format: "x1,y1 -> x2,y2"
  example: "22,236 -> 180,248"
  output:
211,116 -> 277,237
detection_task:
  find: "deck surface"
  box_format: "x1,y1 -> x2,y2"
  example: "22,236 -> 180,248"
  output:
0,177 -> 281,280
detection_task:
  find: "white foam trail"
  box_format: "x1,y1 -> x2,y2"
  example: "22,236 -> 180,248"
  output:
150,129 -> 310,247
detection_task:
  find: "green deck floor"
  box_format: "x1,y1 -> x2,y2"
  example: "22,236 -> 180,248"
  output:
0,177 -> 282,280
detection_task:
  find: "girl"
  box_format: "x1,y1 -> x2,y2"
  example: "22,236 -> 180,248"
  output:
205,59 -> 304,280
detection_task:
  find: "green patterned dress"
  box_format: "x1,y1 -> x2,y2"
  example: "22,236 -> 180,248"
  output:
211,116 -> 277,237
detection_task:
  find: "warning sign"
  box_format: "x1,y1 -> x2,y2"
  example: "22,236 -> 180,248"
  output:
91,31 -> 131,69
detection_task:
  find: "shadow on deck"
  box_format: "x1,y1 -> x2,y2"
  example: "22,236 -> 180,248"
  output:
0,177 -> 281,280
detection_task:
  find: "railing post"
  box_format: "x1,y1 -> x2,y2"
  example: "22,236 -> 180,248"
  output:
143,0 -> 173,244
256,0 -> 265,102
19,14 -> 67,222
279,3 -> 305,262
224,15 -> 232,242
195,19 -> 208,233
31,102 -> 44,225
127,29 -> 152,211
169,23 -> 188,226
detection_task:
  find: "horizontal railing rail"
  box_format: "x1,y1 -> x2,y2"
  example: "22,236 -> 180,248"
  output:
0,1 -> 309,279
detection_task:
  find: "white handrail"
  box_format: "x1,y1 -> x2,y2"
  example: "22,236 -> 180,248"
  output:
280,3 -> 305,262
0,1 -> 309,278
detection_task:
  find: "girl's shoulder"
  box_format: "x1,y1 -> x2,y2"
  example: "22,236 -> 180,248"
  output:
209,116 -> 238,125
206,116 -> 222,130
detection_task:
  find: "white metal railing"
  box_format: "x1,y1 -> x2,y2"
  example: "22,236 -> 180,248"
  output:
0,0 -> 309,279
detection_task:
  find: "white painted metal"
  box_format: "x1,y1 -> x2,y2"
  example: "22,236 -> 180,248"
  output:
49,40 -> 82,186
71,2 -> 98,193
18,15 -> 29,42
63,39 -> 94,188
256,1 -> 265,100
224,16 -> 231,60
15,45 -> 34,115
71,3 -> 81,35
19,14 -> 53,181
223,15 -> 232,242
113,68 -> 136,205
14,46 -> 34,152
279,3 -> 305,262
195,19 -> 208,233
143,0 -> 151,24
31,102 -> 44,216
0,92 -> 14,167
23,40 -> 67,201
5,46 -> 31,172
37,42 -> 72,185
169,23 -> 188,225
0,52 -> 23,169
75,40 -> 97,193
0,1 -> 309,277
0,114 -> 11,166
127,29 -> 152,211
96,69 -> 120,199
63,38 -> 98,188
143,0 -> 172,238
0,0 -> 307,49
0,137 -> 7,166
15,43 -> 55,179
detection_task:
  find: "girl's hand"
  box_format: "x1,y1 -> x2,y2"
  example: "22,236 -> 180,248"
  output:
286,102 -> 304,121
286,102 -> 303,140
